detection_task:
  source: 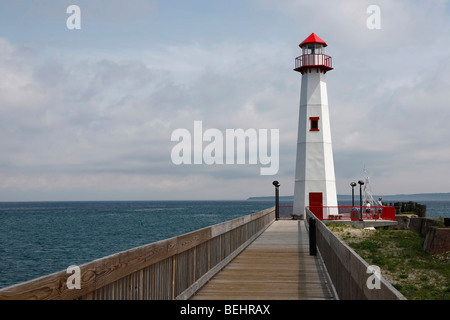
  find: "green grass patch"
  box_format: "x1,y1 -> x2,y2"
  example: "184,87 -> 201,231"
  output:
327,224 -> 450,300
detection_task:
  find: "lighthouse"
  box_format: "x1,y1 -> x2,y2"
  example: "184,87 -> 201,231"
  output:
292,33 -> 338,219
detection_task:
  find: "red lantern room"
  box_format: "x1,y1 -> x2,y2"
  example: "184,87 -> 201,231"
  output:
294,33 -> 333,74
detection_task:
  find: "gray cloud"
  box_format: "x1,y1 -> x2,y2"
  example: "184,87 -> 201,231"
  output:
0,1 -> 449,200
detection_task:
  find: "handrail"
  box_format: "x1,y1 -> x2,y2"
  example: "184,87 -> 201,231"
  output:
307,205 -> 396,221
0,207 -> 275,300
295,53 -> 332,70
305,208 -> 406,300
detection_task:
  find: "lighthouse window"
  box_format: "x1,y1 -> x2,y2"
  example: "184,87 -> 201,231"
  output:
303,45 -> 323,55
310,117 -> 319,131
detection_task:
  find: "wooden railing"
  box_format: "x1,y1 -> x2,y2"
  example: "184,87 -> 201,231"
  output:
305,208 -> 405,300
0,207 -> 275,300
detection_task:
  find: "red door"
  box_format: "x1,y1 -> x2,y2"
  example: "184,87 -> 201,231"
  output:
309,192 -> 323,219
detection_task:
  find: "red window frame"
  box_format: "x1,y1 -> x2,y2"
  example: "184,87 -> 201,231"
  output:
310,117 -> 319,131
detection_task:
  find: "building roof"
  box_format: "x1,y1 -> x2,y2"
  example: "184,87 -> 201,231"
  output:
299,33 -> 328,48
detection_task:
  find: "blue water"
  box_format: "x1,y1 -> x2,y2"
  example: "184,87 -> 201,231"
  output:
0,199 -> 448,289
0,200 -> 281,289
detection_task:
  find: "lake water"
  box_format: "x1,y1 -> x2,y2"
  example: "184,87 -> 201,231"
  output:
0,200 -> 277,289
0,199 -> 448,289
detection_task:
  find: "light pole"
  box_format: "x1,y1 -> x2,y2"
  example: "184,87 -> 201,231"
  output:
350,182 -> 356,207
273,181 -> 280,220
358,180 -> 365,221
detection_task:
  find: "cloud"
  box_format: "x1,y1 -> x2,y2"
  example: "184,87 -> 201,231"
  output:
0,1 -> 449,200
254,0 -> 450,195
0,0 -> 158,24
0,36 -> 297,200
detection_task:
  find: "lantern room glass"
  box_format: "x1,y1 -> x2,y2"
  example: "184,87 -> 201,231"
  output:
302,44 -> 324,55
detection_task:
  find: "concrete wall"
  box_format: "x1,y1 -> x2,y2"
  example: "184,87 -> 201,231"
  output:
423,227 -> 450,254
390,215 -> 450,254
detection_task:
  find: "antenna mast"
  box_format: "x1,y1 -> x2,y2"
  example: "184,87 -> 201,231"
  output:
363,168 -> 377,205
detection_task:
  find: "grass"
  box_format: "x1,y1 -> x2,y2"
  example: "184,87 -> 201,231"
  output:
326,224 -> 450,300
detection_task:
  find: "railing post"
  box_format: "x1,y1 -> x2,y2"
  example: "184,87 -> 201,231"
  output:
309,217 -> 317,256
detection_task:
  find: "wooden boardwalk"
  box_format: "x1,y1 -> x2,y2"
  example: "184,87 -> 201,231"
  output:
191,220 -> 336,300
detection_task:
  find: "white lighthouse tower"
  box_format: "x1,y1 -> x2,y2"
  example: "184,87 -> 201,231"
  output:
292,33 -> 338,219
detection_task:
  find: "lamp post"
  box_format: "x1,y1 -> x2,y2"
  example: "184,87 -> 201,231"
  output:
358,180 -> 365,221
273,181 -> 280,220
350,182 -> 356,207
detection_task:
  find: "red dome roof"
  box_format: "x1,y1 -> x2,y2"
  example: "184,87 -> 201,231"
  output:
299,33 -> 328,48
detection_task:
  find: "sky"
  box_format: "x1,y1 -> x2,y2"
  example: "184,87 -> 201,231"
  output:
0,0 -> 449,201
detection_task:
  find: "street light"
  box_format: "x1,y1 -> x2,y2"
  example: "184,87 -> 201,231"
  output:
350,182 -> 357,207
272,181 -> 280,220
358,180 -> 365,221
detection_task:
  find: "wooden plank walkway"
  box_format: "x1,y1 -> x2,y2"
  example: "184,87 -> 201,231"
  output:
191,220 -> 335,300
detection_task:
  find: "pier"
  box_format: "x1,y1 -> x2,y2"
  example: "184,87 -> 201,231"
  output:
0,207 -> 404,300
191,220 -> 335,300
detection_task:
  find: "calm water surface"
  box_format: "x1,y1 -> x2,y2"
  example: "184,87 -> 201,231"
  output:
0,199 -> 448,289
0,200 -> 277,289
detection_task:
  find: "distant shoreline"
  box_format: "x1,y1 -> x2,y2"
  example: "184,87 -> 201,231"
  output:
247,192 -> 450,202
